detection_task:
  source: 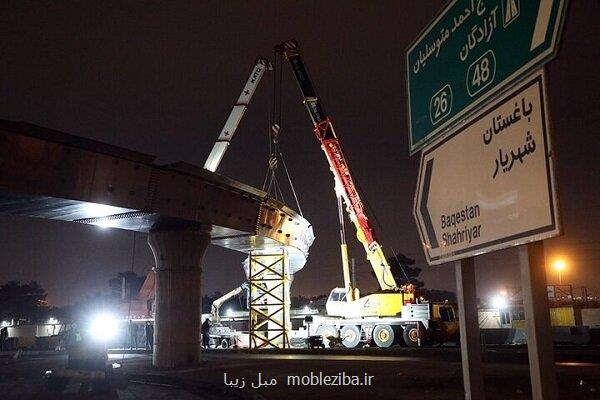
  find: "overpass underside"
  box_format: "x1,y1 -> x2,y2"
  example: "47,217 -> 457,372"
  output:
0,120 -> 314,367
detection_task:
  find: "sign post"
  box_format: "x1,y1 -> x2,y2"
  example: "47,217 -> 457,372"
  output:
520,242 -> 558,399
414,70 -> 560,264
455,257 -> 485,399
413,70 -> 562,399
406,0 -> 567,153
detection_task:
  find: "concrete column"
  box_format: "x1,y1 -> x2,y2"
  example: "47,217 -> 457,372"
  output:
147,226 -> 210,368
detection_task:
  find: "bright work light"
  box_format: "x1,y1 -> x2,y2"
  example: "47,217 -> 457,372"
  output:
89,313 -> 118,341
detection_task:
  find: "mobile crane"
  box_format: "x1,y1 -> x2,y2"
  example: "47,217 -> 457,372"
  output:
276,39 -> 457,348
206,283 -> 249,348
202,58 -> 271,349
210,283 -> 249,326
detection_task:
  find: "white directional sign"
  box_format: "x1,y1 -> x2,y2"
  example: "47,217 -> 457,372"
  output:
414,70 -> 560,265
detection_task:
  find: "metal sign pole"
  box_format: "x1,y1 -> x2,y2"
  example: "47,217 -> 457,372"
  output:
455,257 -> 485,399
519,241 -> 558,399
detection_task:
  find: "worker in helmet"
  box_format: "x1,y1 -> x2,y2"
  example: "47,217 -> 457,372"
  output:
201,318 -> 211,348
144,321 -> 154,350
128,320 -> 138,350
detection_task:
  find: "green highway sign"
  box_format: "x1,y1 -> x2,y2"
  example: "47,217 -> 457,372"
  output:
406,0 -> 567,154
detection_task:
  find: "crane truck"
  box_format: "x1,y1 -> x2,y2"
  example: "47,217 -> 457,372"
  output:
206,283 -> 249,348
276,39 -> 458,348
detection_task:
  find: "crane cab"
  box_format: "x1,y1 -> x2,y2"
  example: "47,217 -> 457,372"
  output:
325,288 -> 348,317
326,288 -> 406,318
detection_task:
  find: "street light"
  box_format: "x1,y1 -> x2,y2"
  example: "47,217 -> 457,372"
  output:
553,259 -> 566,285
490,294 -> 508,309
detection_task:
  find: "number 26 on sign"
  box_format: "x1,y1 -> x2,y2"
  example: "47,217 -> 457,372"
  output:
429,84 -> 453,125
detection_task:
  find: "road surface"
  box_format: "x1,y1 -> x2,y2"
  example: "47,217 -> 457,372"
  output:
1,347 -> 599,399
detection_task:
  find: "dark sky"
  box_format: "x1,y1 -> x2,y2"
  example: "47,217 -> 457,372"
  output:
1,1 -> 599,307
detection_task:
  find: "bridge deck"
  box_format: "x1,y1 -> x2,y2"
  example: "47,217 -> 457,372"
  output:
0,120 -> 313,273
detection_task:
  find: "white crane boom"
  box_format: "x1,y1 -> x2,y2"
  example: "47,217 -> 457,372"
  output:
203,57 -> 273,172
210,283 -> 248,325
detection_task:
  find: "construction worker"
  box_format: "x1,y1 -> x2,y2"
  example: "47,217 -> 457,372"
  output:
201,318 -> 211,348
128,320 -> 138,350
65,323 -> 86,369
0,327 -> 8,351
144,321 -> 154,350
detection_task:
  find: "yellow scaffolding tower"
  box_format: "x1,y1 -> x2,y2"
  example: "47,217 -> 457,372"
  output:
248,251 -> 290,349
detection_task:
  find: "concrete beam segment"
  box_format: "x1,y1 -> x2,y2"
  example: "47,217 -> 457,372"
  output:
148,225 -> 211,368
0,120 -> 313,271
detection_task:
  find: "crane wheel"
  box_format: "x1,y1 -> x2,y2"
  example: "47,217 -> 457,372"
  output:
316,325 -> 337,348
402,324 -> 420,347
340,325 -> 360,348
373,324 -> 395,348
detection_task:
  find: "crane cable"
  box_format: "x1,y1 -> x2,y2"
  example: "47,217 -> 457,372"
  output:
122,229 -> 136,361
280,153 -> 303,216
123,218 -> 145,360
261,51 -> 284,201
262,49 -> 304,216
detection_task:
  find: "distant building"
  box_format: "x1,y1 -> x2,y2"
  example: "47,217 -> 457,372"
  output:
116,269 -> 155,320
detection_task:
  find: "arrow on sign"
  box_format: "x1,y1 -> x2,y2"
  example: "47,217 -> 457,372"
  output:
419,159 -> 438,249
406,0 -> 568,154
414,71 -> 560,265
531,0 -> 555,50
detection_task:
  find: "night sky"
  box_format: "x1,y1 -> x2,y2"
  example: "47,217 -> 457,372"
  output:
1,1 -> 598,307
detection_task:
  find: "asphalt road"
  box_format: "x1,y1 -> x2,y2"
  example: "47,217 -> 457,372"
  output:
1,347 -> 599,399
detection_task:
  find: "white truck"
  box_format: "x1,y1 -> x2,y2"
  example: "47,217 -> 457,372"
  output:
304,291 -> 458,348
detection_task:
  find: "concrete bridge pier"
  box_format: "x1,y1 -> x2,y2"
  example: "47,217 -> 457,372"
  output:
147,225 -> 211,368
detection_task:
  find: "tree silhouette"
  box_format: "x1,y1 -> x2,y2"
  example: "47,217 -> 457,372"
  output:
371,253 -> 424,288
389,253 -> 424,288
0,281 -> 47,322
